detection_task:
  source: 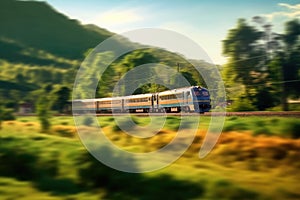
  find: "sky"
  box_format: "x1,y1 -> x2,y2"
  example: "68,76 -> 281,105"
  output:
38,0 -> 300,64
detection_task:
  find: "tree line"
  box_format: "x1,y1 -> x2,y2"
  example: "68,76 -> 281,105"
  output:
222,18 -> 300,111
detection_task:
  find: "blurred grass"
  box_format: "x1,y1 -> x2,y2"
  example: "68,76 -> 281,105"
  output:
0,116 -> 299,199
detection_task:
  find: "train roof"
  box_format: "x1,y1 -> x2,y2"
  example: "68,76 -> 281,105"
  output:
72,86 -> 208,102
124,93 -> 153,99
158,86 -> 204,95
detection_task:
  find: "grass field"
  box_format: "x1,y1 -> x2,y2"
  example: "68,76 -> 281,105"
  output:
0,116 -> 300,199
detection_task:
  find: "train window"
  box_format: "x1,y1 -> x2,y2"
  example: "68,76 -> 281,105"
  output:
202,91 -> 209,96
112,100 -> 121,104
100,101 -> 111,104
193,88 -> 201,96
194,91 -> 201,96
177,93 -> 183,99
128,97 -> 149,103
160,94 -> 180,100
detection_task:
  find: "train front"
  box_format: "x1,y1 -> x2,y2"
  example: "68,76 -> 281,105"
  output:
192,86 -> 211,113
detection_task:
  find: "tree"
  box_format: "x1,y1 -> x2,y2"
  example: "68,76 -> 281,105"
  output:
223,19 -> 262,87
51,86 -> 71,113
36,95 -> 51,133
280,19 -> 300,110
0,104 -> 3,129
223,19 -> 281,110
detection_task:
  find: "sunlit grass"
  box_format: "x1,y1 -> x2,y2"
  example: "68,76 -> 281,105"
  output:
0,116 -> 299,199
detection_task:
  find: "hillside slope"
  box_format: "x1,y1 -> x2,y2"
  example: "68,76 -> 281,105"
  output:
0,0 -> 132,64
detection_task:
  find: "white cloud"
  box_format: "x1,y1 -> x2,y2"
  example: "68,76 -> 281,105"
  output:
278,3 -> 300,10
158,22 -> 226,64
264,3 -> 300,20
91,8 -> 144,29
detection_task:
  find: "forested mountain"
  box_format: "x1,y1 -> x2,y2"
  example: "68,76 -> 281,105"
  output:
0,0 -> 135,65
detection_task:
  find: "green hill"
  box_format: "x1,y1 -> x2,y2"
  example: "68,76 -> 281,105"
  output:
0,0 -> 132,64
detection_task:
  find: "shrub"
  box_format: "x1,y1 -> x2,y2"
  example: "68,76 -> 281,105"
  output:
0,147 -> 38,180
52,125 -> 76,138
82,116 -> 94,126
253,127 -> 272,136
2,108 -> 15,120
77,145 -> 140,189
112,117 -> 135,132
206,179 -> 259,199
78,145 -> 204,199
165,116 -> 180,131
281,119 -> 300,139
228,98 -> 257,112
0,144 -> 59,181
223,121 -> 248,132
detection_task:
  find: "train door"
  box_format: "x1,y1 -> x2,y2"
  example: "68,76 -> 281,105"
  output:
151,95 -> 155,111
184,91 -> 191,112
121,99 -> 124,112
95,101 -> 99,113
156,94 -> 160,112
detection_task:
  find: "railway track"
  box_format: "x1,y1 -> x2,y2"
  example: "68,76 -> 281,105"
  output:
91,111 -> 300,117
18,111 -> 300,117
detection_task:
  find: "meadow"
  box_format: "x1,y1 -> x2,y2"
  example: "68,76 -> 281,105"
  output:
0,115 -> 299,199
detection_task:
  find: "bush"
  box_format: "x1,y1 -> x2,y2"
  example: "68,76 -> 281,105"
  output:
82,116 -> 94,126
281,119 -> 300,139
228,98 -> 257,112
78,145 -> 204,199
78,145 -> 140,189
165,116 -> 180,131
2,108 -> 15,120
206,179 -> 259,199
253,127 -> 272,136
223,121 -> 248,132
52,125 -> 76,138
0,147 -> 38,180
0,144 -> 59,181
112,117 -> 135,132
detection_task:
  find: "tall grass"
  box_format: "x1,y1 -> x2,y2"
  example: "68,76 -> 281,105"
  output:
0,116 -> 299,199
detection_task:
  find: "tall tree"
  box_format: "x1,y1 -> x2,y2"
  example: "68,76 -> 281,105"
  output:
51,86 -> 71,113
280,19 -> 300,110
36,95 -> 51,133
36,85 -> 53,132
223,19 -> 263,106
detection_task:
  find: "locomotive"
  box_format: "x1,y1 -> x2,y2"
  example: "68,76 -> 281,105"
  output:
73,86 -> 211,114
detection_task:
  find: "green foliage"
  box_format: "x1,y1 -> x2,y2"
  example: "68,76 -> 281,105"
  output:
0,146 -> 38,180
223,19 -> 262,85
51,86 -> 71,112
1,108 -> 15,121
165,116 -> 181,131
281,119 -> 300,139
223,120 -> 248,132
227,97 -> 257,112
252,126 -> 272,136
78,145 -> 204,199
206,179 -> 259,199
0,139 -> 58,181
223,18 -> 300,111
0,105 -> 3,129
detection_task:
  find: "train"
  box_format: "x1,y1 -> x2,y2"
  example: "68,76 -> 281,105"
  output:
73,86 -> 211,114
